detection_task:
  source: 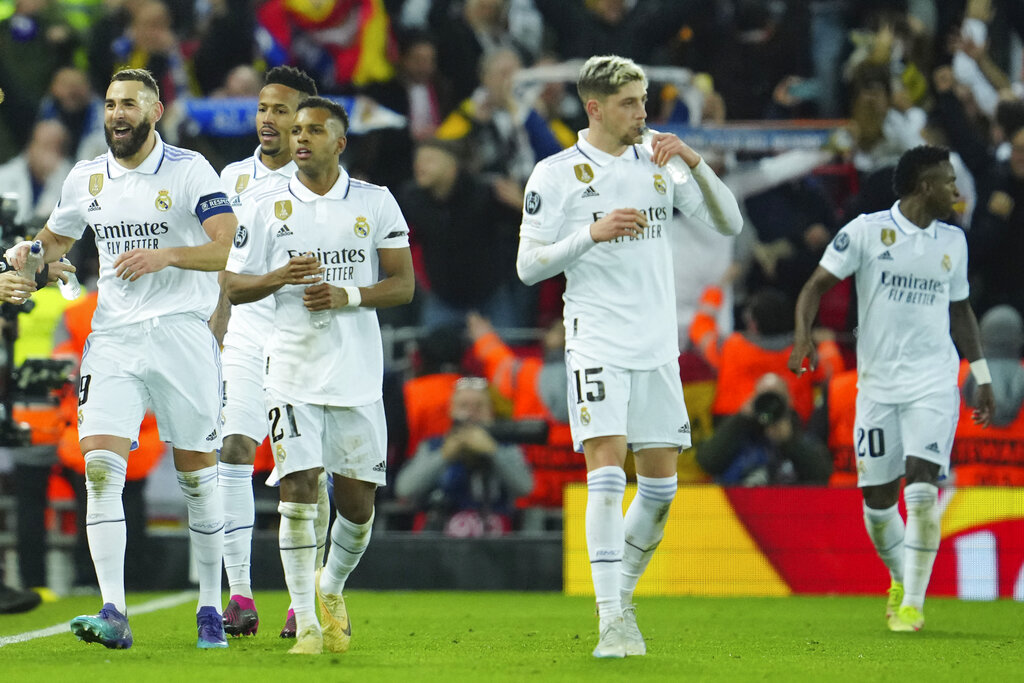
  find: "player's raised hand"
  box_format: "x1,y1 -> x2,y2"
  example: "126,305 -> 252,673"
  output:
589,208 -> 648,243
273,253 -> 323,287
0,271 -> 36,304
648,131 -> 701,168
787,338 -> 817,376
113,248 -> 171,281
972,383 -> 996,428
3,240 -> 34,272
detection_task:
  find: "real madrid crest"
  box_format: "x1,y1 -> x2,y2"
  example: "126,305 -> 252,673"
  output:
155,189 -> 172,211
235,174 -> 250,194
580,406 -> 591,425
275,200 -> 292,220
275,442 -> 287,463
941,254 -> 951,272
653,174 -> 667,195
881,228 -> 895,246
354,216 -> 369,238
573,163 -> 594,184
88,173 -> 103,197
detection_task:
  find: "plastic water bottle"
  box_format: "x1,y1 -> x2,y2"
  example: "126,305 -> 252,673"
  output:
641,128 -> 689,185
57,257 -> 81,300
17,240 -> 44,280
310,308 -> 330,329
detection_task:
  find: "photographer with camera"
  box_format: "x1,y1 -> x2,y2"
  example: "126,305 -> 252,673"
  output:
394,376 -> 534,536
694,373 -> 832,486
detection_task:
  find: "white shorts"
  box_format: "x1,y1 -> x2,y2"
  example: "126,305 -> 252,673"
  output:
221,342 -> 268,442
565,350 -> 691,453
854,387 -> 960,487
79,314 -> 223,452
264,391 -> 387,486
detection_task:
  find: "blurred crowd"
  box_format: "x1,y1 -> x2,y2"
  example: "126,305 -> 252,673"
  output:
3,0 -> 1024,545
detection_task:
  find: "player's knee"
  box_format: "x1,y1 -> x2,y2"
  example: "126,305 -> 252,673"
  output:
333,477 -> 375,523
220,434 -> 258,465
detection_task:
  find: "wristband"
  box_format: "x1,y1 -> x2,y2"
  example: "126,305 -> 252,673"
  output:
342,286 -> 361,308
970,359 -> 992,385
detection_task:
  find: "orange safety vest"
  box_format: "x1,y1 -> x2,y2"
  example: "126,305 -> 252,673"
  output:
471,332 -> 582,508
951,360 -> 1024,485
52,292 -> 165,480
403,372 -> 460,458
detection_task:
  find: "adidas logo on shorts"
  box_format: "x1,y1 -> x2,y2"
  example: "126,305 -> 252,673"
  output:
206,429 -> 218,441
581,185 -> 599,198
372,460 -> 386,473
925,442 -> 940,453
678,422 -> 691,434
276,225 -> 293,237
87,199 -> 101,212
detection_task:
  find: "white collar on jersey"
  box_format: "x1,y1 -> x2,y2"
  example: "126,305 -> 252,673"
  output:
106,131 -> 165,178
250,147 -> 298,180
575,128 -> 641,166
891,200 -> 938,239
287,165 -> 351,202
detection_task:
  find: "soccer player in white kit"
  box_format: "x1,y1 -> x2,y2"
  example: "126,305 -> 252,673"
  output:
517,55 -> 743,658
789,145 -> 995,632
215,66 -> 325,640
223,97 -> 414,655
7,69 -> 238,649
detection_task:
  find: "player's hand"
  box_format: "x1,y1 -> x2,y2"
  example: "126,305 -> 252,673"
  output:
47,258 -> 76,285
787,338 -> 817,376
273,254 -> 322,287
0,271 -> 36,304
113,249 -> 171,281
589,208 -> 648,243
303,282 -> 347,312
648,131 -> 700,169
3,240 -> 34,272
972,383 -> 996,428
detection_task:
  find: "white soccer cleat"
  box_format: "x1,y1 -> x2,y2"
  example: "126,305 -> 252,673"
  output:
592,617 -> 627,658
621,604 -> 646,656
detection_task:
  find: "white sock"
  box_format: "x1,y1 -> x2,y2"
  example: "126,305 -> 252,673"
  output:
177,465 -> 224,612
621,474 -> 677,606
84,450 -> 128,614
219,462 -> 255,598
585,466 -> 626,623
279,501 -> 318,629
863,502 -> 905,584
321,509 -> 373,595
902,482 -> 940,609
315,471 -> 330,568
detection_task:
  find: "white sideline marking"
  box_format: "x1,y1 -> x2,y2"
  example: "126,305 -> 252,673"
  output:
0,590 -> 196,647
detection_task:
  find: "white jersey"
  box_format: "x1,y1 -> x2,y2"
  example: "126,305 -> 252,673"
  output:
520,130 -> 728,369
47,133 -> 232,332
220,148 -> 296,352
226,168 -> 411,406
819,201 -> 969,404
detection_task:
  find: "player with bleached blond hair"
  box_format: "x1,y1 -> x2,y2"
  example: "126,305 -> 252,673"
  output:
517,54 -> 743,658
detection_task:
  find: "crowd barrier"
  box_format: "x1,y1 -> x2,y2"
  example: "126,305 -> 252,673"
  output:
564,484 -> 1024,600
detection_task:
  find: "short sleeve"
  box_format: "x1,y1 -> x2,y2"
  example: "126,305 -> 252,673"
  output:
374,188 -> 411,249
186,156 -> 233,222
519,162 -> 562,243
226,200 -> 269,276
47,171 -> 87,240
818,221 -> 863,280
949,231 -> 970,302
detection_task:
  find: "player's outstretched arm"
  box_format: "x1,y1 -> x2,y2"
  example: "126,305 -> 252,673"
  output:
5,227 -> 77,271
225,254 -> 322,305
950,298 -> 996,427
789,266 -> 841,376
516,208 -> 646,285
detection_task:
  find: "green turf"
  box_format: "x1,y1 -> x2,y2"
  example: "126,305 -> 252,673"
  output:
0,592 -> 1020,681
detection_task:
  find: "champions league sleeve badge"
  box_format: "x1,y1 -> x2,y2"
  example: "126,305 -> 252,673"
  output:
525,191 -> 542,215
832,232 -> 850,252
233,225 -> 249,248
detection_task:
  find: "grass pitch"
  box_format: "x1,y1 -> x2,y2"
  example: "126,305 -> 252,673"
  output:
0,591 -> 1020,682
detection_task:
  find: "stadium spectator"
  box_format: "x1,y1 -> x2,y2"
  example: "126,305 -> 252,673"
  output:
191,0 -> 257,96
790,145 -> 994,633
397,138 -> 524,329
7,68 -> 237,650
37,66 -> 107,162
694,372 -> 832,486
223,96 -> 415,655
517,54 -> 742,658
0,120 -> 73,233
466,311 -> 580,517
394,376 -> 533,536
963,305 -> 1024,428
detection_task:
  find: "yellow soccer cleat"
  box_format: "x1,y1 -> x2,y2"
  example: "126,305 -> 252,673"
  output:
288,624 -> 323,654
885,580 -> 904,621
316,567 -> 352,654
888,605 -> 924,632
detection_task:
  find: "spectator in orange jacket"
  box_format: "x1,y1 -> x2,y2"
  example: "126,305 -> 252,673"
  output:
691,286 -> 843,423
466,312 -> 582,513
